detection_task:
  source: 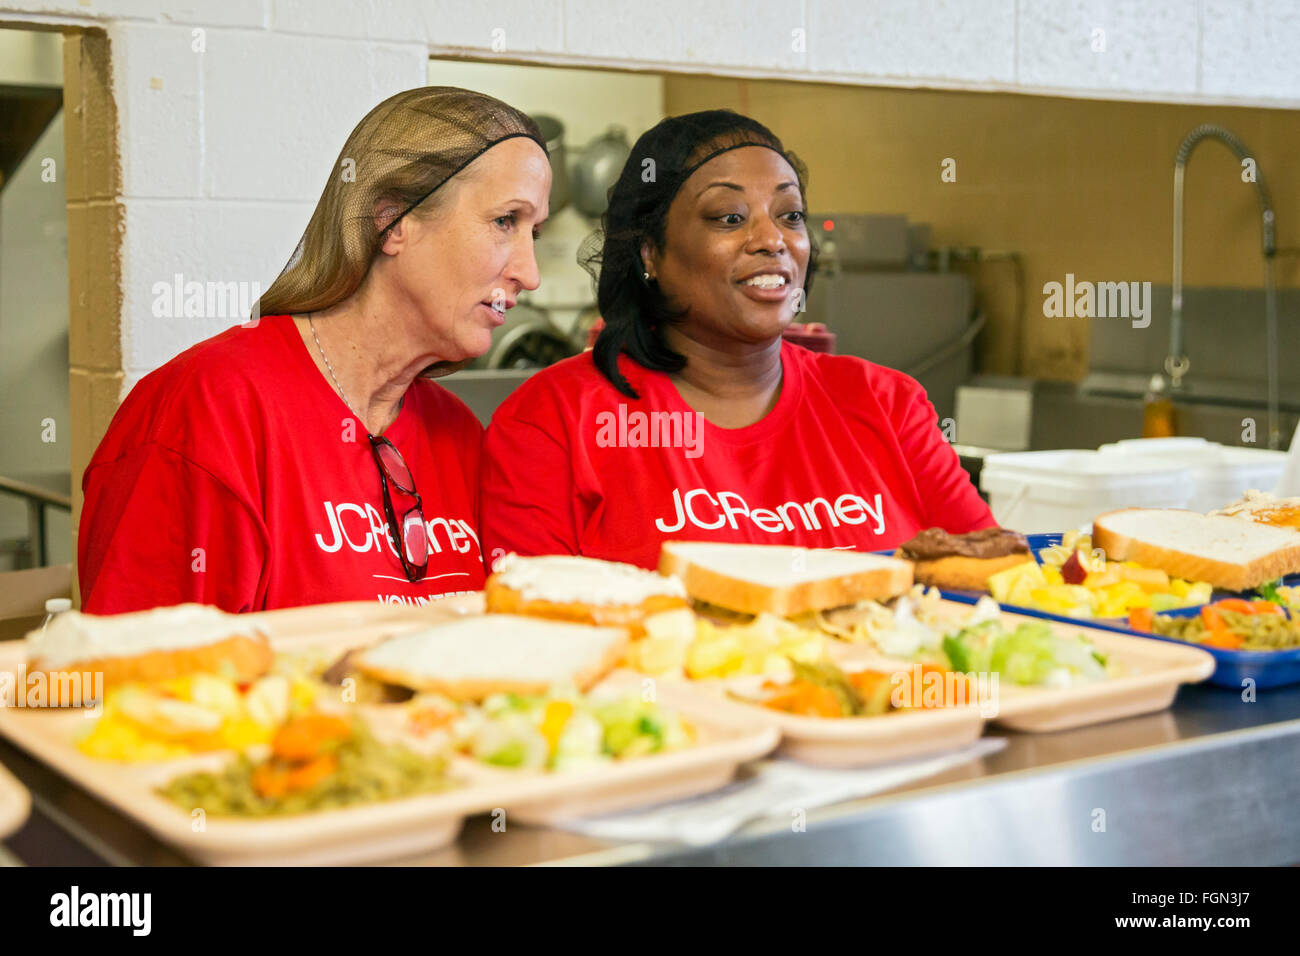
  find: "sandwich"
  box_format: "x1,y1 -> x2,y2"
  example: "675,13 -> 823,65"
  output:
484,553 -> 688,633
895,527 -> 1035,590
658,541 -> 914,618
352,615 -> 629,700
640,541 -> 961,674
1092,507 -> 1300,592
25,604 -> 273,706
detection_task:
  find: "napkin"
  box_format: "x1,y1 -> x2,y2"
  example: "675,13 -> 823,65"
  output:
548,737 -> 1006,846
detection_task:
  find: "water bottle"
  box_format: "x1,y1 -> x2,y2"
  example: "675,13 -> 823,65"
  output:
42,597 -> 72,632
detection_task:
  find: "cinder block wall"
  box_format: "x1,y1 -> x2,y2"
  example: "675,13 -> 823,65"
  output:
0,0 -> 1298,591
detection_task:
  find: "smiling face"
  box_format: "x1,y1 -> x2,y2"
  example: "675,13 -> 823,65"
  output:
377,136 -> 552,363
646,146 -> 810,351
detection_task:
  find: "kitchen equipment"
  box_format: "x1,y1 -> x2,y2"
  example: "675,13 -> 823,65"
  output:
954,377 -> 1034,451
1167,124 -> 1280,448
571,125 -> 631,218
805,268 -> 975,424
469,303 -> 576,371
531,114 -> 569,215
809,213 -> 910,271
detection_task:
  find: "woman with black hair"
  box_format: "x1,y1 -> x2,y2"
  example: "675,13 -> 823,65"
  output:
480,110 -> 993,570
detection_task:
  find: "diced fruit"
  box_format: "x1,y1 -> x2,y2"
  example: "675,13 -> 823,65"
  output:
1084,567 -> 1122,589
988,561 -> 1047,605
1119,565 -> 1171,593
1060,551 -> 1088,584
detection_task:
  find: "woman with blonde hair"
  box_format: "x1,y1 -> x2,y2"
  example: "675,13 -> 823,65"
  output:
80,87 -> 551,612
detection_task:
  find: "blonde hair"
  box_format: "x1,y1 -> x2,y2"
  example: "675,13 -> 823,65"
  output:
256,86 -> 545,319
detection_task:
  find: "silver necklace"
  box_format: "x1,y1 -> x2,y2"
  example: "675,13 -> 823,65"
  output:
307,313 -> 364,425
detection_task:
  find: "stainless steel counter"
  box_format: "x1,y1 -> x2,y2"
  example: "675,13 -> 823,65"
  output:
3,682 -> 1298,866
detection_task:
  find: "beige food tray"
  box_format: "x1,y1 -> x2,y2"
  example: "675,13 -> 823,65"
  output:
0,597 -> 776,864
0,759 -> 30,841
655,665 -> 987,768
833,602 -> 1216,733
453,670 -> 778,826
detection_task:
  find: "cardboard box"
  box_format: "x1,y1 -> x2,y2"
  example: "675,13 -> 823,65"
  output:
0,564 -> 73,643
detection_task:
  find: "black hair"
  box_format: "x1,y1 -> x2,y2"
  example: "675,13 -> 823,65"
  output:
578,110 -> 817,398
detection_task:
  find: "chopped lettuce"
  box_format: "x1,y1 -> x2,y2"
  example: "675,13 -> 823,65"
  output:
943,620 -> 1109,686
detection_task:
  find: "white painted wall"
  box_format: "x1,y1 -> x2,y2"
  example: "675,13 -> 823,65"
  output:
0,0 -> 1295,391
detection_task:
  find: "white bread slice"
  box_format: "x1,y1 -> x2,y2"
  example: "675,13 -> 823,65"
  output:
1092,507 -> 1300,591
352,615 -> 629,700
658,541 -> 914,617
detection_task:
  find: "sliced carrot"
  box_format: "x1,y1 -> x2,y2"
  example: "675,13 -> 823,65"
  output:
284,754 -> 338,793
1200,630 -> 1243,650
271,714 -> 353,761
848,671 -> 889,697
763,681 -> 843,718
1128,607 -> 1154,632
251,762 -> 290,799
1251,600 -> 1283,615
1200,606 -> 1228,630
804,686 -> 846,718
1213,598 -> 1256,615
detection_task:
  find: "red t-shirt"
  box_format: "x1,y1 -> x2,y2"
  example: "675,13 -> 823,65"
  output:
79,314 -> 486,613
480,341 -> 994,570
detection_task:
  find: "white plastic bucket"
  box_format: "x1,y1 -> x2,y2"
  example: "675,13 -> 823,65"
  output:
1098,438 -> 1287,512
980,449 -> 1195,533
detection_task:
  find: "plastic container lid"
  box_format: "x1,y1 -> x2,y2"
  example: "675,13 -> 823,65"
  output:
1102,437 -> 1210,453
1098,438 -> 1287,488
981,449 -> 1195,506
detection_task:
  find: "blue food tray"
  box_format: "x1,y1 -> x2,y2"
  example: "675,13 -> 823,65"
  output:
935,532 -> 1300,689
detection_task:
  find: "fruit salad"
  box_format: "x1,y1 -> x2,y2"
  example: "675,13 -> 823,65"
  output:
987,531 -> 1212,619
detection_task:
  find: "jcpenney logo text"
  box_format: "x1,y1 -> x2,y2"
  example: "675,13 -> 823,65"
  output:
656,487 -> 886,535
313,501 -> 479,558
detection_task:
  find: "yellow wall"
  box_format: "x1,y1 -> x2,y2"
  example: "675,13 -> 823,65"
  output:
665,76 -> 1300,381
